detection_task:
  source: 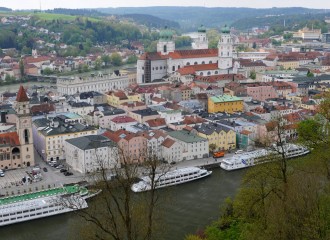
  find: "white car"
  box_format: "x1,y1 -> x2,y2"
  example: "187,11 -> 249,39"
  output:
0,170 -> 4,177
235,150 -> 244,154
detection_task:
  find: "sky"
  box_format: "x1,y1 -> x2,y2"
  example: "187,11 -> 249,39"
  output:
1,0 -> 330,10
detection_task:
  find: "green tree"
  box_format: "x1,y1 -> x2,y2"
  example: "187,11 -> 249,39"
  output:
307,70 -> 314,78
94,58 -> 102,70
19,59 -> 25,78
82,64 -> 89,72
249,70 -> 257,80
43,67 -> 53,75
101,55 -> 111,66
126,55 -> 138,64
110,53 -> 122,66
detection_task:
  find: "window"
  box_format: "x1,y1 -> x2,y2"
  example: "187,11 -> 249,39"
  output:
163,45 -> 167,53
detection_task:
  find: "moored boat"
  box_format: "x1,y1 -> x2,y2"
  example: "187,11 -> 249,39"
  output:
220,144 -> 310,171
131,167 -> 212,192
0,184 -> 97,227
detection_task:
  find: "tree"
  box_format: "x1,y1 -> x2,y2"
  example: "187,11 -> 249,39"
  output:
19,59 -> 25,78
82,64 -> 89,72
209,144 -> 217,153
94,58 -> 102,70
66,146 -> 170,240
42,67 -> 53,75
249,70 -> 256,80
5,74 -> 14,82
126,55 -> 138,64
110,53 -> 122,66
307,70 -> 314,78
101,55 -> 111,66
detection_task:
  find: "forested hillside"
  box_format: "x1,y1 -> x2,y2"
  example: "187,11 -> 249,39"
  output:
97,7 -> 326,30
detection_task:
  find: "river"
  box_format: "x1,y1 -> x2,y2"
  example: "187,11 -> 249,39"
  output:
0,168 -> 244,240
0,82 -> 54,94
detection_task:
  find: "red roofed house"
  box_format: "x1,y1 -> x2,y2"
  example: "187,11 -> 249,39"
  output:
0,86 -> 35,169
103,129 -> 147,163
137,26 -> 234,83
145,118 -> 167,130
110,116 -> 138,131
161,138 -> 183,163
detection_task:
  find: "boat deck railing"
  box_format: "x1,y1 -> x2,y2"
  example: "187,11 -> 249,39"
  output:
0,185 -> 83,206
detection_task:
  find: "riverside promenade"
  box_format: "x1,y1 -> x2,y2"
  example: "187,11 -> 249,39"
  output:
0,151 -> 236,196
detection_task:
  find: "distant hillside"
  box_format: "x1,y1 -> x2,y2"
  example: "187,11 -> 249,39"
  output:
120,14 -> 179,29
232,12 -> 330,31
45,8 -> 106,17
97,7 -> 326,31
0,7 -> 12,12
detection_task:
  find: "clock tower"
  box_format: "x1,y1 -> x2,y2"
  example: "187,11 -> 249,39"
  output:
15,85 -> 34,167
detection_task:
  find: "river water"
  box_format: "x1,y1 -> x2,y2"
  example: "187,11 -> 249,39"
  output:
0,168 -> 244,240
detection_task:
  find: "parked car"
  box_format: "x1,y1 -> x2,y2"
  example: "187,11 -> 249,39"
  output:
0,170 -> 4,177
56,165 -> 64,169
53,164 -> 59,168
43,167 -> 48,172
64,171 -> 73,176
60,169 -> 67,173
235,150 -> 244,154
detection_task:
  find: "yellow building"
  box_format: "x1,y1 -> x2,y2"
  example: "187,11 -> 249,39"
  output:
194,123 -> 236,150
106,90 -> 141,107
277,60 -> 299,70
208,95 -> 243,113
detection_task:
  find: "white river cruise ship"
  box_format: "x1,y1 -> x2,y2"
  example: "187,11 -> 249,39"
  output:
220,144 -> 310,171
0,184 -> 97,227
131,167 -> 212,193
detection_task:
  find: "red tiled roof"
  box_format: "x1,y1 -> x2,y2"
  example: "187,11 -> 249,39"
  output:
16,85 -> 29,102
31,103 -> 55,114
177,66 -> 195,75
161,138 -> 176,148
145,118 -> 167,127
195,74 -> 246,83
168,49 -> 218,59
183,116 -> 207,125
0,132 -> 20,146
240,130 -> 252,135
24,56 -> 51,64
139,49 -> 218,61
111,116 -> 137,124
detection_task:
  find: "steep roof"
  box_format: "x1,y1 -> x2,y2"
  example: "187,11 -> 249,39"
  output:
0,132 -> 20,146
16,85 -> 29,102
161,138 -> 176,148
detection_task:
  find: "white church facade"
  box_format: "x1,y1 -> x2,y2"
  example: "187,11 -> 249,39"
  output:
137,26 -> 234,84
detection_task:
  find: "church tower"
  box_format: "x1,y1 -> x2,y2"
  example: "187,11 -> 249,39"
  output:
218,25 -> 233,70
192,25 -> 208,49
15,86 -> 35,167
157,26 -> 175,55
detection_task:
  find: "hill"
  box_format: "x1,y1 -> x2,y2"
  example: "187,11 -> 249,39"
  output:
97,7 -> 326,31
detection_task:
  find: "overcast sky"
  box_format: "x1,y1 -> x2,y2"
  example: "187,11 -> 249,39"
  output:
1,0 -> 330,10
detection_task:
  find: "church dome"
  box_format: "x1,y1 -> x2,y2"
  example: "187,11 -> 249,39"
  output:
159,26 -> 174,40
198,25 -> 206,33
221,25 -> 230,34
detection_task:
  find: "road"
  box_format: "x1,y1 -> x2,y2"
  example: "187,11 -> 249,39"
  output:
0,149 -> 237,196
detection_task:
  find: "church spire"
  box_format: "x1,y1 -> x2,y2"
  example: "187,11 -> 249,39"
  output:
16,85 -> 29,102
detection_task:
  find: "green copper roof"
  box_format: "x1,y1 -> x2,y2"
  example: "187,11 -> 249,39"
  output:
0,185 -> 85,206
160,26 -> 174,40
198,25 -> 206,33
168,130 -> 207,143
210,95 -> 242,103
221,25 -> 230,34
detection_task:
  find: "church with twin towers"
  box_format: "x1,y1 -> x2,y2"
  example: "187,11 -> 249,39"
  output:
137,25 -> 234,84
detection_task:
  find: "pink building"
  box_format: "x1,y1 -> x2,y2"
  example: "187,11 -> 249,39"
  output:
103,129 -> 147,163
246,83 -> 278,101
